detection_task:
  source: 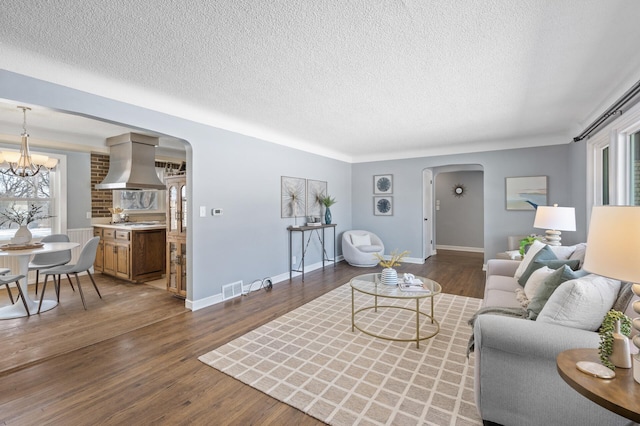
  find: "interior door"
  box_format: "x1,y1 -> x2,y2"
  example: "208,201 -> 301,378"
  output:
423,169 -> 434,259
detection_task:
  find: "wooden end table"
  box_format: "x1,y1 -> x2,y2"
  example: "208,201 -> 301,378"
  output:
557,348 -> 640,423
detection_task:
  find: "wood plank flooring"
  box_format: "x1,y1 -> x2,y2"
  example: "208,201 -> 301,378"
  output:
0,250 -> 484,425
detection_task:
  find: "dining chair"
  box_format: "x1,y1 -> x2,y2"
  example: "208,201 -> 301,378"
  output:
30,234 -> 74,296
38,237 -> 101,312
0,274 -> 29,315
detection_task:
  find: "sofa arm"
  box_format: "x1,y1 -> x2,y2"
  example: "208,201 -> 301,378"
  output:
472,315 -> 629,426
485,259 -> 520,279
475,314 -> 600,360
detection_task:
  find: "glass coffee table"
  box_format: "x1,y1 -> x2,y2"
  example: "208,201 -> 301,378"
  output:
350,273 -> 441,348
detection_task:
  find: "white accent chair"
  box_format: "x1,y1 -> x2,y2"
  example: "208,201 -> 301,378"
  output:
342,230 -> 384,267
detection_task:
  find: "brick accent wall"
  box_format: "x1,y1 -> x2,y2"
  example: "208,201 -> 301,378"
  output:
91,153 -> 113,218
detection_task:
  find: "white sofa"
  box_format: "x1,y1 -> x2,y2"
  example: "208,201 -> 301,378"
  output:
342,230 -> 384,267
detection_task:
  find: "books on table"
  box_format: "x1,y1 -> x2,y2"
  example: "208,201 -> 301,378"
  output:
399,279 -> 432,293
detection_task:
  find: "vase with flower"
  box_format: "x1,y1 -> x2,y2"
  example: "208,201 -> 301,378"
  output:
374,249 -> 410,286
0,203 -> 54,245
319,194 -> 337,225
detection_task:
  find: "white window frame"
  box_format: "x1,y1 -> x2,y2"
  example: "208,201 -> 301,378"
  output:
0,150 -> 66,242
588,101 -> 640,221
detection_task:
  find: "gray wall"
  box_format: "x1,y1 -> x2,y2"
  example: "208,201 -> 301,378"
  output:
434,170 -> 484,249
352,144 -> 586,263
0,70 -> 352,302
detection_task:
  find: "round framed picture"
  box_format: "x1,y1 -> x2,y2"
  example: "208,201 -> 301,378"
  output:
374,196 -> 393,216
374,174 -> 393,194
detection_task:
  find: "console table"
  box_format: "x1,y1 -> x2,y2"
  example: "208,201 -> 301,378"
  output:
287,224 -> 336,281
557,348 -> 640,423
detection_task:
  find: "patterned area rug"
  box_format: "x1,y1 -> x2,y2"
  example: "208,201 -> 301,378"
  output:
199,283 -> 483,426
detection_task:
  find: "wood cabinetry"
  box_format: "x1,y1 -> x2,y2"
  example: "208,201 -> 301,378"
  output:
94,226 -> 166,283
166,175 -> 187,298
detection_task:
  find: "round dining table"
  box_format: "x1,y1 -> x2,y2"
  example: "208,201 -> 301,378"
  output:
0,241 -> 79,319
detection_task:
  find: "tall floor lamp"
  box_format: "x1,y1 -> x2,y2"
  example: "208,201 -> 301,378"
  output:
583,206 -> 640,383
533,204 -> 576,246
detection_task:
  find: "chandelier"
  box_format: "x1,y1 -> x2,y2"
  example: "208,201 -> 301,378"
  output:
0,106 -> 58,178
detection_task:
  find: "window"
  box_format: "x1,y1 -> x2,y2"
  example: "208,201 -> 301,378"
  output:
630,131 -> 640,205
602,146 -> 609,205
0,169 -> 55,239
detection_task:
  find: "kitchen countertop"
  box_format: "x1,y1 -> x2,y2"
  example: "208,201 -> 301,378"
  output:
94,223 -> 167,231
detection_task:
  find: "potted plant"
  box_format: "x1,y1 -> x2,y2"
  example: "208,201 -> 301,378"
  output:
598,309 -> 632,370
373,249 -> 409,286
0,203 -> 54,244
319,194 -> 337,224
519,235 -> 540,256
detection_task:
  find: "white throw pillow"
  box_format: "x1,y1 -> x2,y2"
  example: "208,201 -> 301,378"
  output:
549,245 -> 577,260
537,275 -> 621,331
523,266 -> 554,299
514,240 -> 546,280
350,234 -> 371,247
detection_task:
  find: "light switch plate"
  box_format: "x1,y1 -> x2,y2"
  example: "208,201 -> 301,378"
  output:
199,206 -> 206,217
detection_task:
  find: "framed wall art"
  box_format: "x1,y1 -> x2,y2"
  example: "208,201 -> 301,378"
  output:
505,176 -> 547,210
281,176 -> 306,218
374,174 -> 393,194
374,196 -> 393,216
306,179 -> 327,217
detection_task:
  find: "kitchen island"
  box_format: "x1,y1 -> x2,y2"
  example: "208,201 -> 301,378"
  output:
93,223 -> 166,283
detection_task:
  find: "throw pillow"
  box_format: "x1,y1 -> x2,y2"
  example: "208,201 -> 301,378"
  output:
523,266 -> 554,299
612,282 -> 634,313
549,245 -> 577,260
537,275 -> 621,331
568,243 -> 588,268
350,234 -> 371,247
516,245 -> 558,286
514,240 -> 546,280
527,265 -> 589,320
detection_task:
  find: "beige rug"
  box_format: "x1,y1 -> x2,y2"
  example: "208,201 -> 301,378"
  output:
199,283 -> 483,426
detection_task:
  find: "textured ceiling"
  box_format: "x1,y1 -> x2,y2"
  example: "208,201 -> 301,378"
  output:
1,1 -> 640,162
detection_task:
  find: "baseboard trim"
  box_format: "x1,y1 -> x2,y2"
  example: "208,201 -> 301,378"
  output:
435,245 -> 484,253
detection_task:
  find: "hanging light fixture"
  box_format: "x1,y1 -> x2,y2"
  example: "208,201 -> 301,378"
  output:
0,106 -> 58,178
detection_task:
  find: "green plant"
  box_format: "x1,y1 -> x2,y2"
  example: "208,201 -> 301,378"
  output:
373,249 -> 409,269
519,235 -> 539,256
319,194 -> 337,207
0,203 -> 53,228
598,309 -> 631,370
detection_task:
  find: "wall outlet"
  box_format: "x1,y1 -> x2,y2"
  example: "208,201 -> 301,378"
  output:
86,211 -> 91,219
292,256 -> 296,264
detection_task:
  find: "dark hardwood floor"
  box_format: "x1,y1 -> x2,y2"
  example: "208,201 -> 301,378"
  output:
0,250 -> 484,425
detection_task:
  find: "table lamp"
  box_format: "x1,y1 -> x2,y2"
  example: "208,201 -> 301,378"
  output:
533,204 -> 576,246
583,206 -> 640,383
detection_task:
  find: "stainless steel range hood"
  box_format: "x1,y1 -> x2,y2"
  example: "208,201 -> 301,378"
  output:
95,132 -> 166,190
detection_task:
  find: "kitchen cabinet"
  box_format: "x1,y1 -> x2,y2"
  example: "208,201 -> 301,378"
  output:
93,226 -> 166,283
166,174 -> 187,298
167,238 -> 187,297
166,175 -> 187,237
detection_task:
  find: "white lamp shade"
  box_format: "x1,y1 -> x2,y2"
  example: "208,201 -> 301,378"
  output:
43,157 -> 58,168
583,206 -> 640,282
2,151 -> 20,163
533,205 -> 576,231
30,154 -> 49,166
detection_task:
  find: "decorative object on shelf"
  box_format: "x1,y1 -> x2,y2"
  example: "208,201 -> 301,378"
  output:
319,194 -> 337,225
505,176 -> 547,210
0,203 -> 53,244
0,106 -> 58,177
533,204 -> 576,246
374,249 -> 409,286
109,206 -> 124,223
374,174 -> 393,194
452,183 -> 466,198
306,179 -> 327,217
374,196 -> 393,216
281,176 -> 306,225
582,205 -> 640,383
598,310 -> 632,369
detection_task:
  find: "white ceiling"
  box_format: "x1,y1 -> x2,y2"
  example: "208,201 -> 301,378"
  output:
1,1 -> 640,162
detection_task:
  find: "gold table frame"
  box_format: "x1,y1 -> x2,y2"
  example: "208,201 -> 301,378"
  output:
350,273 -> 441,348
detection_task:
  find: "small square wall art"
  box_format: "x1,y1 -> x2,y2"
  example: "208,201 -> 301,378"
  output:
374,174 -> 393,194
374,196 -> 393,216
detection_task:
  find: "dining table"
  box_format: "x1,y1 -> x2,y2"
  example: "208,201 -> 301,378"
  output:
0,241 -> 79,319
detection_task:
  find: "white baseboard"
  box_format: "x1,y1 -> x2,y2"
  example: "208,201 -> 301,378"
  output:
435,245 -> 484,253
189,256 -> 345,311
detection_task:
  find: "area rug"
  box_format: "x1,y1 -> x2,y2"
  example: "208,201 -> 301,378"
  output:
199,283 -> 483,426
